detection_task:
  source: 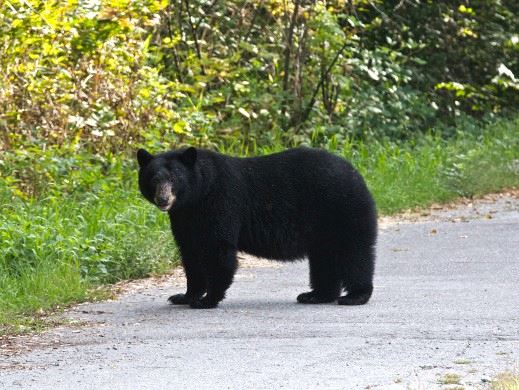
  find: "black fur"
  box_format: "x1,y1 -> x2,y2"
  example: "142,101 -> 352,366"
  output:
137,147 -> 377,309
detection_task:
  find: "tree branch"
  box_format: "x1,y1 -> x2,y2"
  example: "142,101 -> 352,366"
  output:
281,0 -> 300,124
296,41 -> 349,127
183,0 -> 205,75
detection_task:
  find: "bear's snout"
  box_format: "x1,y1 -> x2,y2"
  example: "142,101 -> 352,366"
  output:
154,183 -> 175,212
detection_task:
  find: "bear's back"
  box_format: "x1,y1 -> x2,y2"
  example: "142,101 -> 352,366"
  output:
231,147 -> 369,209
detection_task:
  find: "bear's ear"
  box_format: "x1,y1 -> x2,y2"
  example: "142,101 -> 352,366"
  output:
137,149 -> 154,168
179,147 -> 197,167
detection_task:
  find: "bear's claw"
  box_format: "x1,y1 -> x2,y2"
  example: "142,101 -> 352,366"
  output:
297,291 -> 337,304
189,297 -> 219,309
168,293 -> 191,305
337,289 -> 372,305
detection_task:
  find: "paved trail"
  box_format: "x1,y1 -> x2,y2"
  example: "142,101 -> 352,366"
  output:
1,195 -> 518,389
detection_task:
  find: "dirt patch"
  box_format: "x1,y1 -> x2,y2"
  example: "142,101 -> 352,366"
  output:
379,189 -> 519,228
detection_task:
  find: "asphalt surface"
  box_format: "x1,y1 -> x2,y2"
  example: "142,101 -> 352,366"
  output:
1,195 -> 518,389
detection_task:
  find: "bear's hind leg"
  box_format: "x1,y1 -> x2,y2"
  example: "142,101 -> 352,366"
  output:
297,249 -> 341,304
337,245 -> 375,305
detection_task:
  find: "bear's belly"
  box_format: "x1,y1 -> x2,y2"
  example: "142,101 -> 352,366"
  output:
237,224 -> 307,261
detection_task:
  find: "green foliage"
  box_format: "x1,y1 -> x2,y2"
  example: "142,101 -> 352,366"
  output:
0,151 -> 177,323
358,117 -> 519,212
356,0 -> 519,121
0,0 -> 173,151
1,1 -> 518,151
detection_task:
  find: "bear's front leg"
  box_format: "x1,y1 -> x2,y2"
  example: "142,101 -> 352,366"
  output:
168,255 -> 206,305
189,244 -> 238,309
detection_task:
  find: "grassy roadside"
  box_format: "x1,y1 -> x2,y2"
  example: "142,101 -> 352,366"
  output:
353,117 -> 519,213
1,117 -> 518,334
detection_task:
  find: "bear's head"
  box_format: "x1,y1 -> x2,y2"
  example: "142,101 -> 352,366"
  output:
136,147 -> 198,212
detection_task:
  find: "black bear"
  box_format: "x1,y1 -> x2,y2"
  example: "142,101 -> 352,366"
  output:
137,147 -> 377,309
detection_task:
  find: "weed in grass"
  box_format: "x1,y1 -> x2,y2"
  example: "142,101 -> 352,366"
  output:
439,373 -> 461,385
454,359 -> 473,365
491,372 -> 519,390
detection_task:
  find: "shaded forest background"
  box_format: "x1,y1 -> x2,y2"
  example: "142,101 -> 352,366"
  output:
1,0 -> 518,153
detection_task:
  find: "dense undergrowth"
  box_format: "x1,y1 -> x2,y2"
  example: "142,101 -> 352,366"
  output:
1,1 -> 518,150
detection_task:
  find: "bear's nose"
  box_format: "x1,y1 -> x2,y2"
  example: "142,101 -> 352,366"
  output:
156,196 -> 170,206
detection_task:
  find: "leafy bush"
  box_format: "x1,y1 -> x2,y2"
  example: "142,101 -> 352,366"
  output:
0,151 -> 177,317
0,0 -> 174,151
1,1 -> 517,152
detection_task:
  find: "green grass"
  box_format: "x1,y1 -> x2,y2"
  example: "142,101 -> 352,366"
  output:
1,117 -> 518,334
351,117 -> 519,213
0,156 -> 178,333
